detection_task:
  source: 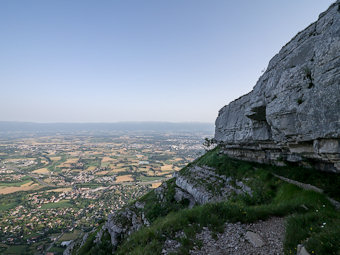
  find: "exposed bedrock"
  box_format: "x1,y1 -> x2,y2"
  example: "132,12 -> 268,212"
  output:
215,1 -> 340,172
174,166 -> 252,205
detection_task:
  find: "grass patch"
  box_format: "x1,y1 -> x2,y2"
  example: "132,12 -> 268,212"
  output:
0,176 -> 32,187
40,200 -> 73,209
186,147 -> 256,180
59,229 -> 82,241
0,201 -> 19,211
5,245 -> 28,254
268,163 -> 340,201
140,179 -> 189,222
0,192 -> 26,212
49,246 -> 65,254
137,176 -> 163,182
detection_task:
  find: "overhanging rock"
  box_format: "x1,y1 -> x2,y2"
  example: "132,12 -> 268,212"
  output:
215,1 -> 340,172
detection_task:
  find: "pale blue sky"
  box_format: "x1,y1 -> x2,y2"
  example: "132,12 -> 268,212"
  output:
0,0 -> 334,123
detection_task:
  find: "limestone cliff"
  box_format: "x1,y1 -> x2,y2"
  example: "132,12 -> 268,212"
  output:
215,0 -> 340,172
67,3 -> 340,255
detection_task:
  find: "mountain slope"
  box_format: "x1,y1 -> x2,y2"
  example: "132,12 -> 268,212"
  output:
69,1 -> 340,254
72,147 -> 340,254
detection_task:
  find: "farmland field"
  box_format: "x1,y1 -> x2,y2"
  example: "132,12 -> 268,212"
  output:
0,181 -> 41,194
32,168 -> 50,174
116,174 -> 134,182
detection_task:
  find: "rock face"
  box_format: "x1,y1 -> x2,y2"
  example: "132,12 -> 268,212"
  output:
97,201 -> 149,251
215,1 -> 340,172
174,165 -> 252,204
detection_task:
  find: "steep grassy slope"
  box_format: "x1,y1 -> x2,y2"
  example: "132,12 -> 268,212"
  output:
77,147 -> 340,255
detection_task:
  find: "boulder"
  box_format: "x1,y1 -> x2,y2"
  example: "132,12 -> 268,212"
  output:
245,231 -> 264,248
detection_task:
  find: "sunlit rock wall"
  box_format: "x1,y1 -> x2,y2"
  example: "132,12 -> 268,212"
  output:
215,1 -> 340,172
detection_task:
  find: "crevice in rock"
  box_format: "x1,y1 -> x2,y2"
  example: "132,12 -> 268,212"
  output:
246,105 -> 266,121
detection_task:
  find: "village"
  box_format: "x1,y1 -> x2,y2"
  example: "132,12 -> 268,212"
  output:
0,130 -> 209,254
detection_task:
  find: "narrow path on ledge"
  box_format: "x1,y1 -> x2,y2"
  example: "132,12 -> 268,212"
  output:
272,173 -> 340,210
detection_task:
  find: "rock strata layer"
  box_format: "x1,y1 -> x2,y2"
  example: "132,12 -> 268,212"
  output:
215,1 -> 340,172
174,165 -> 252,204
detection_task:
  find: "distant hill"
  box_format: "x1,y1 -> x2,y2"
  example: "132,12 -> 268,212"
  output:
0,121 -> 214,134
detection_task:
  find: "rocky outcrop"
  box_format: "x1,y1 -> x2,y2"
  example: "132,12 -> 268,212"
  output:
91,180 -> 194,253
174,165 -> 252,204
98,201 -> 149,250
215,1 -> 340,172
63,241 -> 75,255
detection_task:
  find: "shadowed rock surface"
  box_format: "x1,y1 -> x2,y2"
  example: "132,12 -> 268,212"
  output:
215,1 -> 340,172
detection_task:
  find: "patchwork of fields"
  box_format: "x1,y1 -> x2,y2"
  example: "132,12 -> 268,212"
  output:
0,130 -> 210,254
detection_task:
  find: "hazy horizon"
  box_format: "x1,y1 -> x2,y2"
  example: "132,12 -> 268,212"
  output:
0,120 -> 213,124
0,121 -> 215,135
0,0 -> 334,123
